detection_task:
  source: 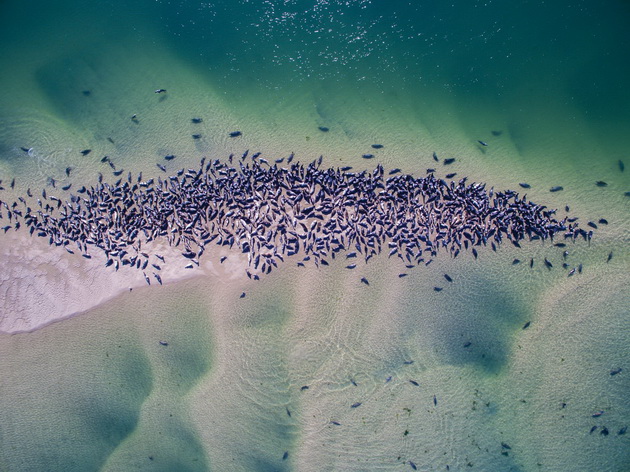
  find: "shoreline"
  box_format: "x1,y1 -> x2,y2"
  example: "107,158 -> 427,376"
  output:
0,226 -> 251,334
2,143 -> 626,335
1,196 -> 624,335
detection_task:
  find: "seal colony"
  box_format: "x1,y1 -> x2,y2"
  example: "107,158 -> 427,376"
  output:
0,152 -> 592,285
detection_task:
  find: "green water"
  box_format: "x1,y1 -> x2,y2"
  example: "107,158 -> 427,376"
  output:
1,1 -> 629,471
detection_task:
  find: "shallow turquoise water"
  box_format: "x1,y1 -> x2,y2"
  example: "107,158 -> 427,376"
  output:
0,1 -> 629,471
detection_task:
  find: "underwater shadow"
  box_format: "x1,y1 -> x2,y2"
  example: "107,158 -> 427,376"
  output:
427,270 -> 529,375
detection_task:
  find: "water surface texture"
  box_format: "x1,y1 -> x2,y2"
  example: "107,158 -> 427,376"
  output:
1,1 -> 629,471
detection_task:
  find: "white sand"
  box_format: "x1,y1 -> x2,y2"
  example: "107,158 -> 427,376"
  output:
0,224 -> 255,333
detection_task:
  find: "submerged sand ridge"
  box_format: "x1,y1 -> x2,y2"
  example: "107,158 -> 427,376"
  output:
0,153 -> 593,333
3,243 -> 623,471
